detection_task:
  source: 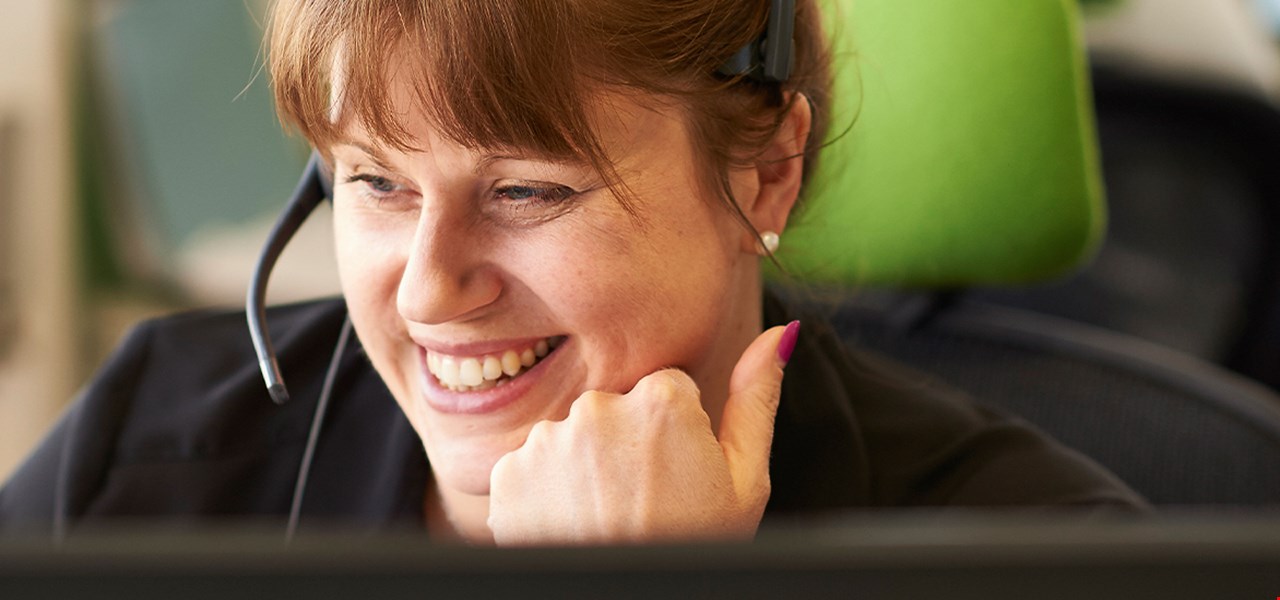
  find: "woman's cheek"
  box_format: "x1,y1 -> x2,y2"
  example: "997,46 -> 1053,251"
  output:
335,214 -> 409,306
333,216 -> 414,391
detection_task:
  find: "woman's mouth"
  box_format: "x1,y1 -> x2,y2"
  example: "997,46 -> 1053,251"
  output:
424,336 -> 565,393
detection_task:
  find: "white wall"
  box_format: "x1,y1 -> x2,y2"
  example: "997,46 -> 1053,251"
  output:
1087,0 -> 1280,98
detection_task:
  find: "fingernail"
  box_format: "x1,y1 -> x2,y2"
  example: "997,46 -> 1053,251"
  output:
777,320 -> 801,365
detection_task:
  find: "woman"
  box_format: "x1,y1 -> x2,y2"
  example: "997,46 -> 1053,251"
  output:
0,0 -> 1143,543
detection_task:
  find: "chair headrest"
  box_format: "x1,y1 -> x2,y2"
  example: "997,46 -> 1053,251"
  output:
780,0 -> 1105,287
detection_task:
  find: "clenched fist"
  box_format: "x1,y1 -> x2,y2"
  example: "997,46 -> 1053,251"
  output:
487,321 -> 799,545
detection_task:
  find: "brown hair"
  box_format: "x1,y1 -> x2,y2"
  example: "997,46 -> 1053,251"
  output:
268,0 -> 832,225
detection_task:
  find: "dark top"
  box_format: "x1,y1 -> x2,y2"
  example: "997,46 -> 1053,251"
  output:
0,292 -> 1144,534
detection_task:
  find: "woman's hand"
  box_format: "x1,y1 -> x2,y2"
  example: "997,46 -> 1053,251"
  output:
487,322 -> 798,545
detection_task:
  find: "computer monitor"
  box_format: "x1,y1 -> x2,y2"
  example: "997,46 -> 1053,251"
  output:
2,512 -> 1279,599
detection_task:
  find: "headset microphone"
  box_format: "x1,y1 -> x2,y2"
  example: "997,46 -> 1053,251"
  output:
244,152 -> 345,536
246,152 -> 332,404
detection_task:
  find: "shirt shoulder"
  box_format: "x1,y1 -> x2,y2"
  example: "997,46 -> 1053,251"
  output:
763,288 -> 1147,515
1,299 -> 355,529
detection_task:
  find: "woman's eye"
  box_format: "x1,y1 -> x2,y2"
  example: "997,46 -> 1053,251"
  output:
347,174 -> 399,194
368,177 -> 397,193
494,184 -> 576,204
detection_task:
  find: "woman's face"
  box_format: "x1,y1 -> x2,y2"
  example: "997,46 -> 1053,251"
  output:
330,80 -> 766,497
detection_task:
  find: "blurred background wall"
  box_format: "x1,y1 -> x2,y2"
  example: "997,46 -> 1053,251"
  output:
0,0 -> 78,485
3,0 -> 1280,483
0,0 -> 340,482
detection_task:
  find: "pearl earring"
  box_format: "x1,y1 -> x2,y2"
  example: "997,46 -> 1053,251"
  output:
759,231 -> 781,255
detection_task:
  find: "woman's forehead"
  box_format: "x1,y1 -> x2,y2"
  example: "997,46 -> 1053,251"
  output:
333,74 -> 688,170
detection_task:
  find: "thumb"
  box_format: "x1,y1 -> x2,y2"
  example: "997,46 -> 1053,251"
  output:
717,320 -> 800,496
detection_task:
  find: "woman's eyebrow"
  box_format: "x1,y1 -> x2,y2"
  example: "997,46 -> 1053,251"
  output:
334,140 -> 395,171
472,154 -> 522,174
472,153 -> 588,175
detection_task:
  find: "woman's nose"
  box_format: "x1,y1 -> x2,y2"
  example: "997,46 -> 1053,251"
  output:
396,209 -> 502,325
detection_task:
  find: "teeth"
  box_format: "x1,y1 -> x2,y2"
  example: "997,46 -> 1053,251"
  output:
501,351 -> 521,377
459,358 -> 483,386
438,356 -> 460,387
425,336 -> 564,393
482,356 -> 502,381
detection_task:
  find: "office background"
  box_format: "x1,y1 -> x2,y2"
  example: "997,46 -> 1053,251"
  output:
2,0 -> 1280,482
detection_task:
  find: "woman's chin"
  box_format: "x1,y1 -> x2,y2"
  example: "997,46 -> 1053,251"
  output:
402,339 -> 585,496
430,450 -> 504,496
420,428 -> 529,497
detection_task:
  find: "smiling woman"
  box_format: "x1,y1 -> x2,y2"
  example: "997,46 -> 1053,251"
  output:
1,0 -> 1144,544
328,87 -> 799,541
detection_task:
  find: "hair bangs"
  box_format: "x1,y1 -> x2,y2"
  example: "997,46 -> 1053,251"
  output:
271,0 -> 615,179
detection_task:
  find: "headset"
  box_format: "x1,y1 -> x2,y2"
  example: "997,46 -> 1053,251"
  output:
246,153 -> 332,406
243,0 -> 794,538
717,0 -> 796,83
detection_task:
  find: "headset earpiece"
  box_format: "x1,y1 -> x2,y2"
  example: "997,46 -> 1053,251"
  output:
717,0 -> 796,84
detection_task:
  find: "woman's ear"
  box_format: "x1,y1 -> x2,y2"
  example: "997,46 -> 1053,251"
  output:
736,93 -> 812,254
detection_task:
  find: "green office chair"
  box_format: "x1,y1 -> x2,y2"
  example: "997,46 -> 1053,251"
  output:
794,0 -> 1280,505
788,0 -> 1104,286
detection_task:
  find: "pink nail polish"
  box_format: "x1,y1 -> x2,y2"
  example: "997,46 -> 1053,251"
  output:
777,320 -> 801,364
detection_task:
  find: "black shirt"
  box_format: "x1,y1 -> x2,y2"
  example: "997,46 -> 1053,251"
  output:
0,291 -> 1144,534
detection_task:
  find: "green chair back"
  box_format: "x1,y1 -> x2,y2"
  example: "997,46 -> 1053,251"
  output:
782,0 -> 1105,287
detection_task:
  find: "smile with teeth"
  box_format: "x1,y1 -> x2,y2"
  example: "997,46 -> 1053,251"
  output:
425,336 -> 564,392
